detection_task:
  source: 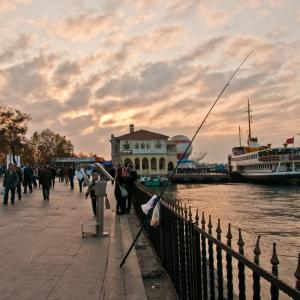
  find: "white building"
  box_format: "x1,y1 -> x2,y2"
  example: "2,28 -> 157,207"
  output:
110,124 -> 177,175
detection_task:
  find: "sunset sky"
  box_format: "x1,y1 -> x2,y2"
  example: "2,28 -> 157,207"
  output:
0,0 -> 299,161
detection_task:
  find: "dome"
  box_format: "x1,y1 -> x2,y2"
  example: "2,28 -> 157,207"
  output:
170,135 -> 192,159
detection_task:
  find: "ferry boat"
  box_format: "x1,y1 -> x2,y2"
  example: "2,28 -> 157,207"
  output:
228,100 -> 300,183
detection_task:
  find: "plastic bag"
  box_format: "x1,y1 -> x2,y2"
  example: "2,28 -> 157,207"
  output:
141,195 -> 157,215
119,185 -> 128,198
150,201 -> 160,227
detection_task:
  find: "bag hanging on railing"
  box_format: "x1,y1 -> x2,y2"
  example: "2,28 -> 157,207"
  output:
150,201 -> 160,227
119,184 -> 128,198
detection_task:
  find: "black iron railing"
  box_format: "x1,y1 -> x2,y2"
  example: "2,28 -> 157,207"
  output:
133,184 -> 300,300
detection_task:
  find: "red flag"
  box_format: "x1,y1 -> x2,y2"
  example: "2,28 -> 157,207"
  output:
286,137 -> 294,144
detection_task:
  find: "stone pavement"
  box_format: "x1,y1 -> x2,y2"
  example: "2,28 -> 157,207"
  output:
0,180 -> 147,300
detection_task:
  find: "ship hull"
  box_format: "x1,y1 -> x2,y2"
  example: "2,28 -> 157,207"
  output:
239,173 -> 300,184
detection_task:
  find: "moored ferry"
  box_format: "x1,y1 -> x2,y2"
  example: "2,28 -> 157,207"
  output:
228,101 -> 300,183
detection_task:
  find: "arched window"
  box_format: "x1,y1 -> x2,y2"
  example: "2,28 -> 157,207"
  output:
141,143 -> 145,149
142,158 -> 149,170
159,158 -> 165,170
146,143 -> 150,149
151,158 -> 157,170
168,161 -> 174,171
124,158 -> 133,167
135,143 -> 139,149
135,158 -> 140,170
155,142 -> 161,149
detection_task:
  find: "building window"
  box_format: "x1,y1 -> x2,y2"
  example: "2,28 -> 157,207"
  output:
168,161 -> 174,171
123,141 -> 130,150
141,143 -> 145,149
135,158 -> 140,170
155,142 -> 161,149
142,158 -> 149,170
146,143 -> 150,149
159,158 -> 165,170
135,143 -> 139,149
151,158 -> 157,170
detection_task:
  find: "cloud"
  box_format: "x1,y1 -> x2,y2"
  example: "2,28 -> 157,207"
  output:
47,12 -> 122,42
52,61 -> 81,90
0,0 -> 31,14
127,25 -> 187,51
0,34 -> 34,64
65,86 -> 91,108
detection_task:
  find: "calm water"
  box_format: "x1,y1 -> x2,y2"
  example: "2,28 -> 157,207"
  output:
150,182 -> 300,290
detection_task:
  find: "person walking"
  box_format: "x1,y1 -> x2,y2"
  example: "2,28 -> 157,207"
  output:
75,166 -> 85,193
114,167 -> 127,215
68,166 -> 75,190
39,165 -> 52,201
2,163 -> 19,206
50,166 -> 56,188
15,166 -> 23,201
85,173 -> 98,216
64,167 -> 69,185
125,164 -> 138,213
23,165 -> 33,194
32,166 -> 38,188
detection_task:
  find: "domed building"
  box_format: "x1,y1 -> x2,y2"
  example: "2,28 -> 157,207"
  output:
170,135 -> 192,160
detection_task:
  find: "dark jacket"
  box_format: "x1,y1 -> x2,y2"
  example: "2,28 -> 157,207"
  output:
39,168 -> 52,188
23,167 -> 33,180
68,167 -> 75,178
16,168 -> 23,185
114,176 -> 126,200
3,170 -> 19,189
50,168 -> 56,179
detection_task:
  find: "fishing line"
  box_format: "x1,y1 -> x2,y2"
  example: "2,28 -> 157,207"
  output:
120,50 -> 254,268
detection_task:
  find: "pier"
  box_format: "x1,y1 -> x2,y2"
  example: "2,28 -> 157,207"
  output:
0,181 -> 147,300
170,173 -> 230,183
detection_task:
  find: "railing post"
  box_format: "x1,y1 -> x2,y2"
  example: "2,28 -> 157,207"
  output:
237,228 -> 246,300
179,203 -> 187,300
201,212 -> 208,299
270,243 -> 279,300
295,253 -> 300,291
226,224 -> 234,300
188,206 -> 195,300
216,219 -> 224,300
194,209 -> 202,300
253,235 -> 261,300
208,215 -> 216,300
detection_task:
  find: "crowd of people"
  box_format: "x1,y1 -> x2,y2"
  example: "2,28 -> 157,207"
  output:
1,162 -> 138,217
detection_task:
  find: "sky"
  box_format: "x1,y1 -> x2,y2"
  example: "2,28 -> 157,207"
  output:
0,0 -> 299,162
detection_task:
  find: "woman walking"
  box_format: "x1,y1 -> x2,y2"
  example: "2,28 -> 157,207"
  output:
114,167 -> 126,215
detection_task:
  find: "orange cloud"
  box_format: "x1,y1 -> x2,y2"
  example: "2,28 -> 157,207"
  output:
47,12 -> 123,42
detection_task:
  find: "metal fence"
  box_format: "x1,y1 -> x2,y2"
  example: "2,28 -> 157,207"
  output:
132,184 -> 300,300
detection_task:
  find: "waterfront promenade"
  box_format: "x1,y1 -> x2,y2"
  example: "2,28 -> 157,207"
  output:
0,181 -> 147,300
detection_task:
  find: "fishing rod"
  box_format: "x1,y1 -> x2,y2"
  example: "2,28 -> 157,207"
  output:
120,50 -> 254,268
